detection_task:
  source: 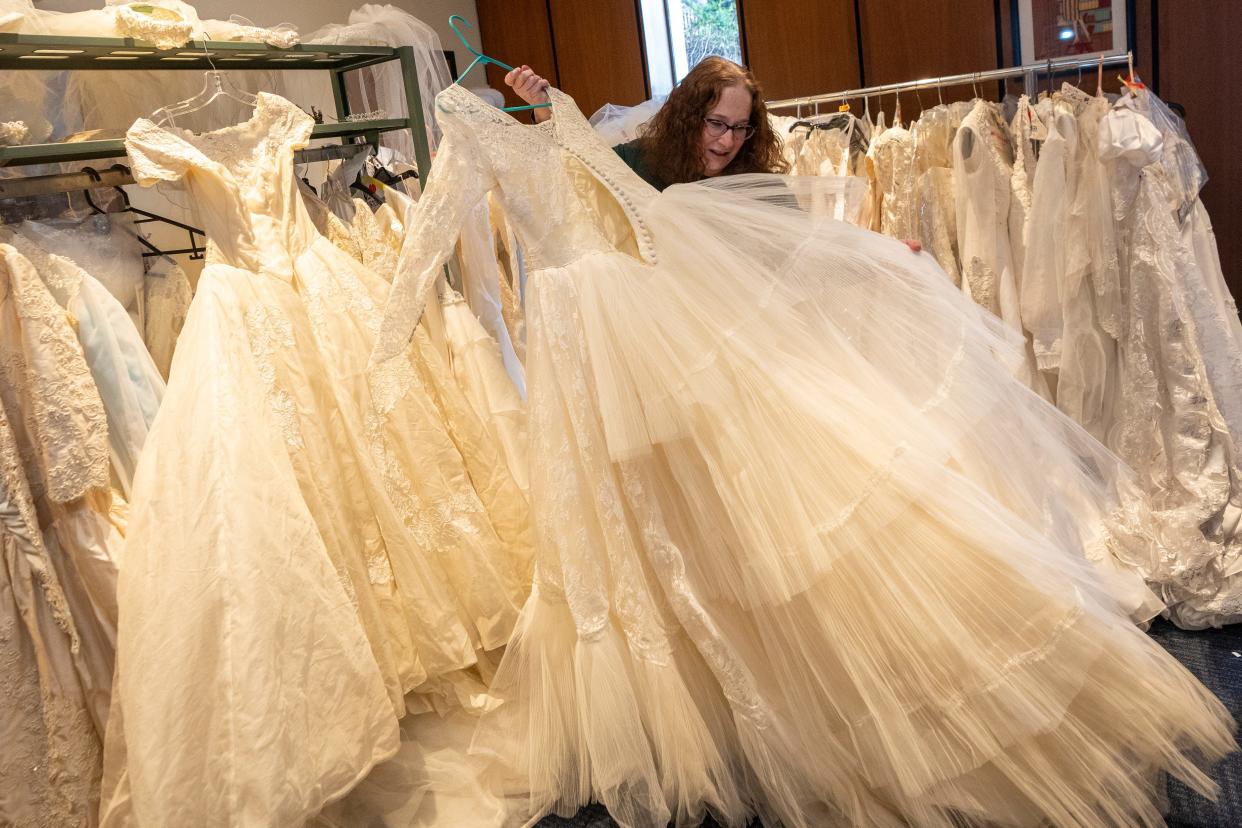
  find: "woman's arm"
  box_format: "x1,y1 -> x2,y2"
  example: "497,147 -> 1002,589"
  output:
504,65 -> 552,123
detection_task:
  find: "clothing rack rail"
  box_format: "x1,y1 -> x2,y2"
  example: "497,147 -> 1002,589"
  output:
0,144 -> 376,201
766,51 -> 1133,111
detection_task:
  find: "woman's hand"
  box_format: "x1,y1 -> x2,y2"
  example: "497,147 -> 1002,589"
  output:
902,239 -> 923,253
504,65 -> 552,123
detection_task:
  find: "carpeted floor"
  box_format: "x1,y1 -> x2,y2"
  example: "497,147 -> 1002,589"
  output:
537,620 -> 1242,828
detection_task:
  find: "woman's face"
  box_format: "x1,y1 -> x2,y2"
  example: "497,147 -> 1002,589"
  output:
700,83 -> 752,177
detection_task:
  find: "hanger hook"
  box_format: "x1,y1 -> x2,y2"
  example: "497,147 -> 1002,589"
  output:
448,15 -> 484,59
937,78 -> 943,106
79,166 -> 106,215
972,73 -> 980,99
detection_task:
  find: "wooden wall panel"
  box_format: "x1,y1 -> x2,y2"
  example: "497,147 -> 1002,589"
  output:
547,0 -> 649,116
739,0 -> 859,102
1157,0 -> 1242,293
858,0 -> 1000,119
476,0 -> 558,109
858,0 -> 1000,83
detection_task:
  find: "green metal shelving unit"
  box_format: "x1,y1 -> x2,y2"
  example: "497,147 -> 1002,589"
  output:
0,32 -> 433,180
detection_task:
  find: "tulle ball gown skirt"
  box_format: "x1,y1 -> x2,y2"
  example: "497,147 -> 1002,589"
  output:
471,177 -> 1235,828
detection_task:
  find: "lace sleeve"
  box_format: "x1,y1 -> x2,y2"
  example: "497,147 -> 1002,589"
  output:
370,113 -> 495,369
124,120 -> 191,186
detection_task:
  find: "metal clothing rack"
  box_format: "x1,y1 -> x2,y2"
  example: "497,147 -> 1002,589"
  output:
767,51 -> 1134,112
0,145 -> 375,200
0,32 -> 433,191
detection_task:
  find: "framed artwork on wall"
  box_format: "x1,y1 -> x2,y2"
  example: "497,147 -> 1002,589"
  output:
1014,0 -> 1133,64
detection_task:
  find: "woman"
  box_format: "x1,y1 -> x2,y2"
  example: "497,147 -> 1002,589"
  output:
509,55 -> 785,191
507,56 -> 921,251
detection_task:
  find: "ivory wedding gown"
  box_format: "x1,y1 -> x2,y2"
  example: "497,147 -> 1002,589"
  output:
374,85 -> 1234,828
103,92 -> 531,825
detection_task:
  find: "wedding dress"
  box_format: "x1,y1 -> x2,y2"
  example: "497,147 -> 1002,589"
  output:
15,215 -> 146,325
103,91 -> 532,824
1055,86 -> 1122,445
1020,95 -> 1076,372
326,190 -> 529,493
0,244 -> 112,826
954,100 -> 1023,328
1008,94 -> 1038,319
869,122 -> 918,240
3,230 -> 165,498
140,256 -> 195,380
1100,93 -> 1242,628
376,187 -> 529,491
374,84 -> 1233,828
954,99 -> 1049,399
911,102 -> 970,286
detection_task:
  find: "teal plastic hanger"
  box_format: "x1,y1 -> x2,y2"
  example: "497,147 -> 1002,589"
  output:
448,14 -> 551,113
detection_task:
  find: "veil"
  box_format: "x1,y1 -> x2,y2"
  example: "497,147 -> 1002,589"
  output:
304,5 -> 453,158
588,96 -> 665,146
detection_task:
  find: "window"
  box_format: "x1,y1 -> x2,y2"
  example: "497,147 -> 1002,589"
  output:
640,0 -> 743,96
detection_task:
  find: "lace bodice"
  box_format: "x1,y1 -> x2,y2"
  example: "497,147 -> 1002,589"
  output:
374,85 -> 658,367
125,93 -> 319,275
869,124 -> 917,240
953,100 -> 1020,326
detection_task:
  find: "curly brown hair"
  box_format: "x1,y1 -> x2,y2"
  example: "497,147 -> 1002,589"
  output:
637,56 -> 788,188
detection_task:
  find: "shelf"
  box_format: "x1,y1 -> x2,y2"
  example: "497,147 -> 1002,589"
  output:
0,33 -> 398,72
0,119 -> 410,167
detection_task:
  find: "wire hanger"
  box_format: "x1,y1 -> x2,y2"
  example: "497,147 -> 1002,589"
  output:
448,14 -> 550,113
82,165 -> 207,259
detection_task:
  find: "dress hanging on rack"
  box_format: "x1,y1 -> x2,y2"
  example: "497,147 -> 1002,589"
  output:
141,256 -> 195,381
0,242 -> 115,826
104,91 -> 532,825
910,101 -> 970,286
1,230 -> 164,498
1099,91 -> 1242,628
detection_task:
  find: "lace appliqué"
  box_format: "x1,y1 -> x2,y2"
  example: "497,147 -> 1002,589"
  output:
0,408 -> 78,650
0,120 -> 28,147
963,256 -> 1000,316
244,304 -> 304,450
0,247 -> 109,506
113,4 -> 194,50
143,258 -> 194,381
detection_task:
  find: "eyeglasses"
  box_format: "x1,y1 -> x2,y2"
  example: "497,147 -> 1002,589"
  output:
703,117 -> 755,141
